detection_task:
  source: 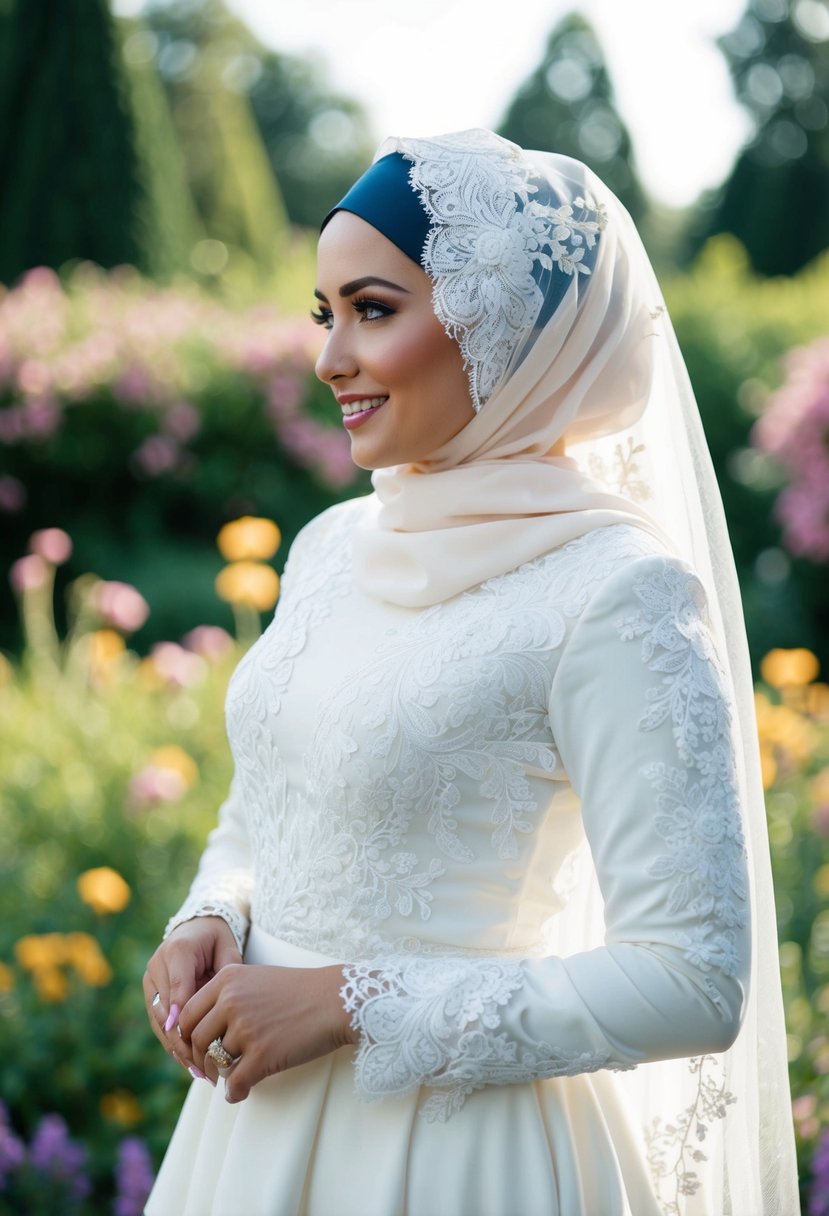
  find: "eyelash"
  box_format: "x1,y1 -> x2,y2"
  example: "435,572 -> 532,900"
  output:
310,296 -> 394,329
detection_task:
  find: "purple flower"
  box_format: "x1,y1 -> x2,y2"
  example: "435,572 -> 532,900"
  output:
28,1114 -> 91,1201
132,433 -> 182,476
753,338 -> 829,563
0,1101 -> 25,1192
0,475 -> 26,513
113,1137 -> 154,1216
811,1127 -> 829,1216
161,401 -> 201,442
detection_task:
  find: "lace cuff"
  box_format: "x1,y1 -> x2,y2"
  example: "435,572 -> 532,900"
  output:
163,877 -> 251,957
340,955 -> 631,1122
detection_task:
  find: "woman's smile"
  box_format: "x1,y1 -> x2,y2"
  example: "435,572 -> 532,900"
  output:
337,393 -> 390,427
313,211 -> 474,468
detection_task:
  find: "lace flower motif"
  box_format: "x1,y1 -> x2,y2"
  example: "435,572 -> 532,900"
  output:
389,130 -> 607,411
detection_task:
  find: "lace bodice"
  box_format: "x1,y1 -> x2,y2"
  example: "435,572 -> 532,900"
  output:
167,498 -> 749,1124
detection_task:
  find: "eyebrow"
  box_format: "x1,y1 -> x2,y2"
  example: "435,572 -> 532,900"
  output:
314,276 -> 411,301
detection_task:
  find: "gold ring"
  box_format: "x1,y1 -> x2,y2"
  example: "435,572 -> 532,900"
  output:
206,1038 -> 235,1071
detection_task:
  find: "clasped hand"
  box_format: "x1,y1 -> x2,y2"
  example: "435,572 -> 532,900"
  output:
143,917 -> 356,1103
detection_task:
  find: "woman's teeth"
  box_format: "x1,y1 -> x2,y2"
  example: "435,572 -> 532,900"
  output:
341,397 -> 387,416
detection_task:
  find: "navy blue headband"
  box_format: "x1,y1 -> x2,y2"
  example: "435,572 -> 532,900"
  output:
321,152 -> 431,266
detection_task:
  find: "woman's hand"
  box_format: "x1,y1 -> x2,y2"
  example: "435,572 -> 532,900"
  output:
178,962 -> 357,1103
143,917 -> 242,1080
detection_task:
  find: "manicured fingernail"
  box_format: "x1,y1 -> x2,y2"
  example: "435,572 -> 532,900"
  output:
188,1066 -> 206,1080
164,1004 -> 180,1033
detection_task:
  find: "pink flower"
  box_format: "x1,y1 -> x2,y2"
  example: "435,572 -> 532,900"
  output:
181,625 -> 234,661
128,766 -> 188,809
10,553 -> 49,593
161,402 -> 201,442
29,527 -> 72,565
753,338 -> 829,563
149,642 -> 206,687
114,364 -> 155,406
92,582 -> 150,633
16,359 -> 52,396
132,435 -> 181,477
812,804 -> 829,836
0,476 -> 26,512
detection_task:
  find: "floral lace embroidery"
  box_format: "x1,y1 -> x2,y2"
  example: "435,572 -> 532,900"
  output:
165,504 -> 358,954
164,888 -> 250,957
586,436 -> 653,503
616,560 -> 745,1214
341,957 -> 632,1123
645,1055 -> 737,1215
385,129 -> 606,410
615,559 -> 747,994
245,523 -> 661,958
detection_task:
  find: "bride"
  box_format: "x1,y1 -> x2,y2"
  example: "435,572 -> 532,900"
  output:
143,129 -> 797,1215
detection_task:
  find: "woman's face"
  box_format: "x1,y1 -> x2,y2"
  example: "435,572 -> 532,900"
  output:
314,211 -> 475,469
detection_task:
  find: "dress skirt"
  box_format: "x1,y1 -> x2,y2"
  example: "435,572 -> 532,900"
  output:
145,925 -> 661,1216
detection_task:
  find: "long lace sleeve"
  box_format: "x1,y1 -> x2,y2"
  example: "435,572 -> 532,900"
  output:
340,554 -> 750,1121
163,769 -> 253,956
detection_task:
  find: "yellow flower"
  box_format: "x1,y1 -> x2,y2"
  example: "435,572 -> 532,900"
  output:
215,562 -> 280,611
63,932 -> 113,986
77,867 -> 131,915
754,692 -> 815,764
811,769 -> 829,808
217,516 -> 281,561
87,629 -> 127,686
0,962 -> 14,992
33,966 -> 69,1003
805,682 -> 829,721
100,1089 -> 143,1127
15,933 -> 67,970
148,745 -> 199,791
760,648 -> 820,689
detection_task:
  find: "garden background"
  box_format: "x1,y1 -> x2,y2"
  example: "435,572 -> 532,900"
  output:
0,0 -> 828,1211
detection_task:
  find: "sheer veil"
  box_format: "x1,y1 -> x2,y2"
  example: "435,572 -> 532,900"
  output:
349,130 -> 797,1214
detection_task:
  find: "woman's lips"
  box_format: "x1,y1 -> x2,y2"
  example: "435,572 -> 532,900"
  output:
340,397 -> 389,430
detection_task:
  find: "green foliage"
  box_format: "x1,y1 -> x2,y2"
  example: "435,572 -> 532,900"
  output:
497,11 -> 646,223
139,0 -> 374,232
701,0 -> 829,274
665,236 -> 829,669
755,670 -> 829,1211
0,575 -> 242,1208
0,264 -> 368,656
0,0 -> 179,285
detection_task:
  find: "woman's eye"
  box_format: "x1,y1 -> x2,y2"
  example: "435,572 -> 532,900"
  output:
353,298 -> 393,322
310,306 -> 333,329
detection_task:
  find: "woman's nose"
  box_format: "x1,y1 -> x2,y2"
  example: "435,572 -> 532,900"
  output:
315,328 -> 358,384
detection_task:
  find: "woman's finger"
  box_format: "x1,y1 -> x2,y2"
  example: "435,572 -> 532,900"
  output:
143,957 -> 206,1078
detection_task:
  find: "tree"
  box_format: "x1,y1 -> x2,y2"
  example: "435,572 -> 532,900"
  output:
0,0 -> 194,284
140,0 -> 374,231
705,0 -> 829,274
497,12 -> 646,223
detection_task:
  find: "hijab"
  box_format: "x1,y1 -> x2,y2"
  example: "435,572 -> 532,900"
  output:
326,131 -> 677,607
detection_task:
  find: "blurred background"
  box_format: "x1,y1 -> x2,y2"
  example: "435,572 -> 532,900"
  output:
0,0 -> 827,1210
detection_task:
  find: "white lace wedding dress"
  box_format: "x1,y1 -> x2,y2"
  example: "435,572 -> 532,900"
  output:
146,497 -> 748,1216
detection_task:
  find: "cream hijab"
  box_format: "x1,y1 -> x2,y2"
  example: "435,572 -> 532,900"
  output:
333,129 -> 798,1216
350,131 -> 675,608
